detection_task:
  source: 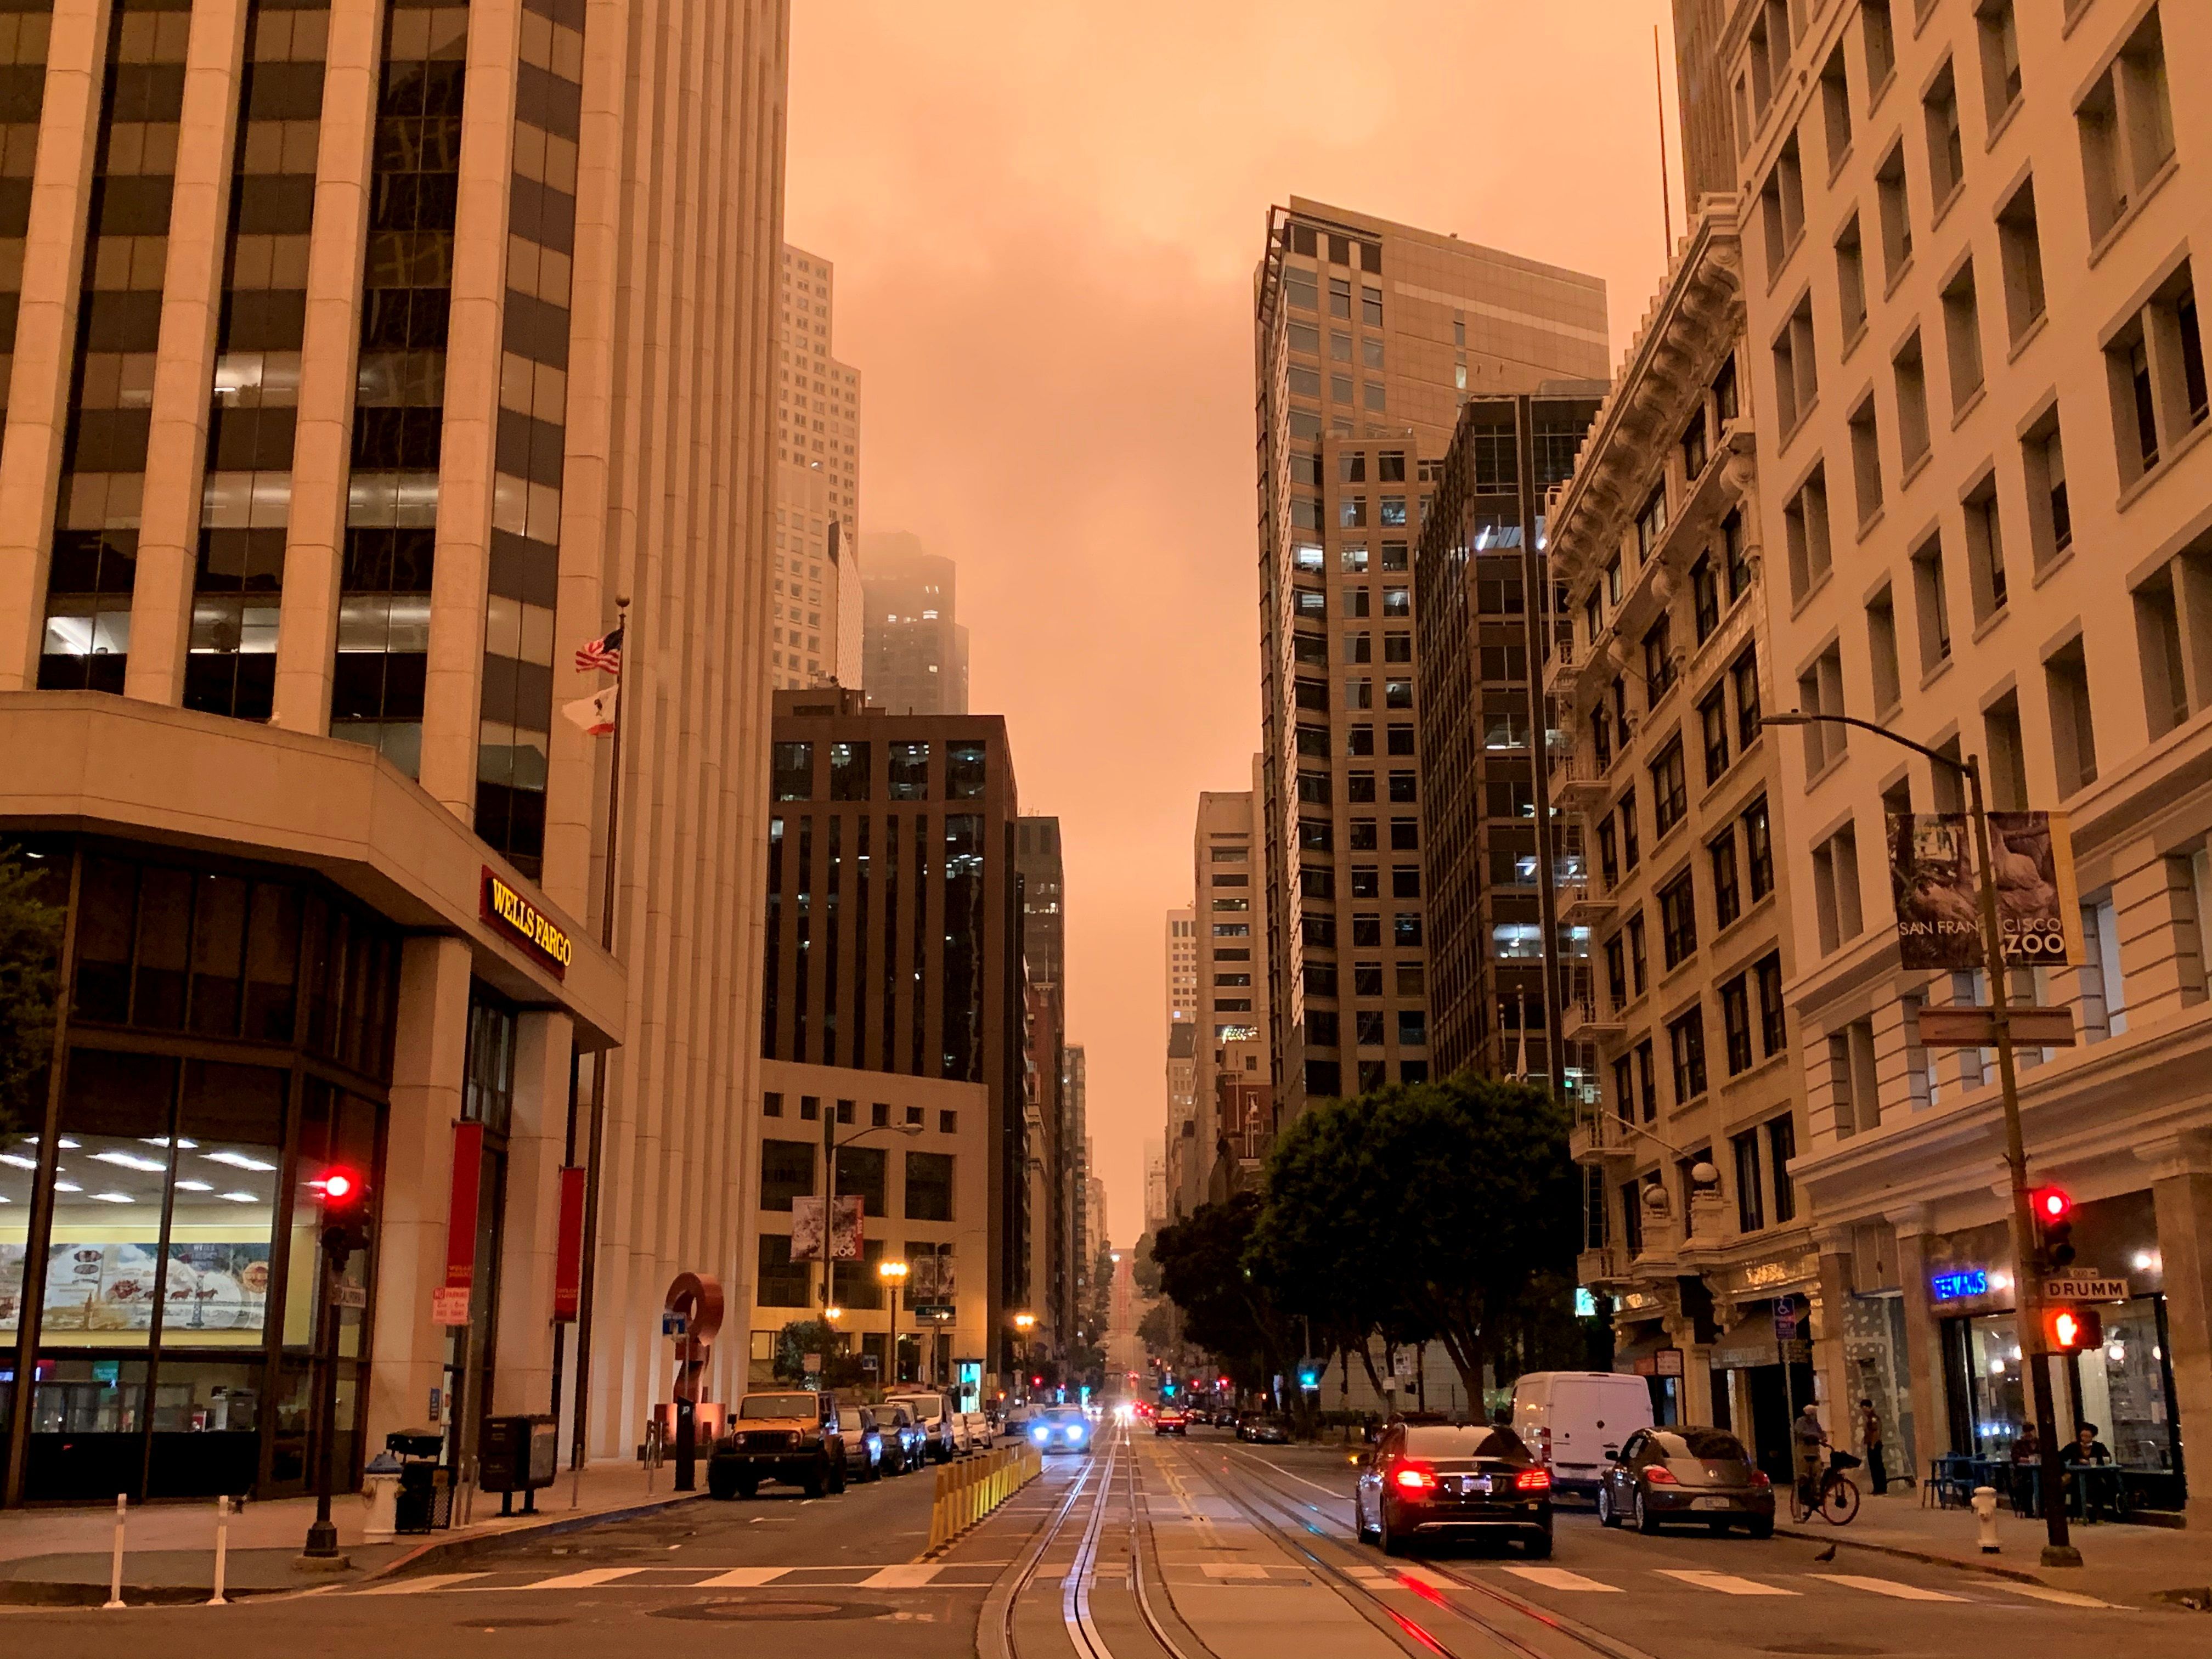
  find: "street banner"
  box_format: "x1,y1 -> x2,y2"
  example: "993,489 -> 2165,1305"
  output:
553,1165 -> 587,1321
444,1121 -> 484,1290
1886,811 -> 2083,970
830,1194 -> 865,1261
789,1195 -> 826,1262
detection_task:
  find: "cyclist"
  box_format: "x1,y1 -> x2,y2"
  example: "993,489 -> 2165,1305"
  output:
1792,1403 -> 1830,1511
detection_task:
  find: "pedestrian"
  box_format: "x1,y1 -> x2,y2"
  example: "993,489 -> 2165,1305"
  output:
2010,1421 -> 2041,1515
1792,1403 -> 1828,1510
1857,1397 -> 1888,1496
2065,1421 -> 2115,1521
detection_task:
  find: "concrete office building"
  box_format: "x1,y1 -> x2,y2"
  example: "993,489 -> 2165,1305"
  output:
1544,202 -> 1819,1459
1715,0 -> 2212,1511
1142,1138 -> 1167,1238
1189,770 -> 1271,1201
861,531 -> 967,716
1254,198 -> 1608,1125
756,688 -> 1026,1394
0,0 -> 789,1506
775,242 -> 857,537
1163,1019 -> 1196,1220
771,242 -> 859,692
1165,905 -> 1196,1025
1014,814 -> 1066,1356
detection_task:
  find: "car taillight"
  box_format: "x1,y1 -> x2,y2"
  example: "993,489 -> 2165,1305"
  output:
1644,1466 -> 1678,1485
1514,1468 -> 1551,1491
1533,1425 -> 1553,1465
1749,1470 -> 1771,1489
1392,1462 -> 1437,1493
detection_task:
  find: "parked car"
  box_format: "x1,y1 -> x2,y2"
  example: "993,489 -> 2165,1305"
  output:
1509,1370 -> 1655,1497
830,1403 -> 884,1483
1154,1405 -> 1189,1436
1028,1404 -> 1094,1455
960,1406 -> 992,1452
709,1390 -> 846,1499
1238,1414 -> 1290,1444
877,1401 -> 926,1474
882,1391 -> 961,1463
1354,1421 -> 1553,1558
1596,1426 -> 1774,1537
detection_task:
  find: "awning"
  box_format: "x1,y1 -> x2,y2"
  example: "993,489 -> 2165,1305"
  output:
1711,1318 -> 1793,1370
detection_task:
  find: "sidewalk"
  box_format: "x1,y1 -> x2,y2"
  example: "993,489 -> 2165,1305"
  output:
0,1460 -> 702,1605
1775,1487 -> 2211,1609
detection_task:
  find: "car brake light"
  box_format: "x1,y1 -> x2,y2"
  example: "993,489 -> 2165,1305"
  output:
1392,1463 -> 1437,1493
1749,1470 -> 1771,1489
1644,1465 -> 1678,1485
1514,1468 -> 1551,1491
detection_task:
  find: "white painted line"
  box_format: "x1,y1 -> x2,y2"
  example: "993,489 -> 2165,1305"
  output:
1988,1583 -> 2117,1609
356,1573 -> 489,1596
526,1567 -> 647,1589
1502,1566 -> 1622,1593
1227,1449 -> 1357,1504
1392,1565 -> 1456,1592
1201,1563 -> 1272,1579
1343,1566 -> 1392,1585
860,1565 -> 941,1588
1655,1569 -> 1799,1596
1813,1573 -> 1966,1602
693,1566 -> 792,1588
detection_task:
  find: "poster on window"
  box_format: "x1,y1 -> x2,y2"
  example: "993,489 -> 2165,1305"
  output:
0,1242 -> 24,1331
36,1240 -> 272,1335
162,1242 -> 272,1335
1886,811 -> 2081,970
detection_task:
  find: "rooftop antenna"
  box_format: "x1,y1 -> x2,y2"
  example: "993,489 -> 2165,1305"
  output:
1654,24 -> 1673,258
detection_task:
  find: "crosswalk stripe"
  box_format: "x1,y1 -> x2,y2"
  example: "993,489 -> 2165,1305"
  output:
1202,1564 -> 1272,1579
1988,1583 -> 2116,1609
1654,1570 -> 1798,1596
693,1567 -> 792,1588
527,1567 -> 646,1589
357,1572 -> 489,1596
1502,1566 -> 1621,1593
1813,1573 -> 1966,1602
859,1565 -> 939,1588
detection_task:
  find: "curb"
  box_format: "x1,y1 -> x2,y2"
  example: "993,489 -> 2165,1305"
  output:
0,1580 -> 290,1608
1770,1524 -> 2053,1584
361,1490 -> 709,1581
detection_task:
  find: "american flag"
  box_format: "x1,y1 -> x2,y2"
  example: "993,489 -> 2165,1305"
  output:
574,623 -> 623,675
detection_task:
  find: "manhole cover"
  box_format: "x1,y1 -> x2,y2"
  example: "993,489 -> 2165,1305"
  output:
652,1598 -> 882,1622
1759,1645 -> 1885,1657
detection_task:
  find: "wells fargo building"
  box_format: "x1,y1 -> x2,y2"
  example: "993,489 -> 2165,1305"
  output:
0,0 -> 789,1506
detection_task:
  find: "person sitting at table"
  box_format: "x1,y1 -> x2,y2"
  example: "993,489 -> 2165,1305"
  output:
2067,1423 -> 2112,1464
2008,1423 -> 2041,1514
2062,1422 -> 2117,1520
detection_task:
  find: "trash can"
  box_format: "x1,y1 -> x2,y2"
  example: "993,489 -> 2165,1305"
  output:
481,1414 -> 558,1514
386,1429 -> 449,1534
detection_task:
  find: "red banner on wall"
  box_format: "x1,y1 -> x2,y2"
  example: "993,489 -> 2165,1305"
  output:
554,1165 -> 587,1321
444,1121 -> 485,1291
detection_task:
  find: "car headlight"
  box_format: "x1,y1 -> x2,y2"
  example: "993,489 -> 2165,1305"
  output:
1030,1425 -> 1049,1442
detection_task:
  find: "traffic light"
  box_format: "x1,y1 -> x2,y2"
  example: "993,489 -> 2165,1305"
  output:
1161,1379 -> 1176,1396
1297,1361 -> 1322,1391
2047,1306 -> 2103,1352
2030,1186 -> 2075,1271
314,1165 -> 371,1267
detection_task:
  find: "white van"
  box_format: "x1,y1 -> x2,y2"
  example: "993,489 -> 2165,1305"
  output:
883,1391 -> 960,1462
1511,1371 -> 1655,1497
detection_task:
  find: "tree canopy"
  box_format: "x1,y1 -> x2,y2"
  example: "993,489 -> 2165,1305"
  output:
0,848 -> 62,1140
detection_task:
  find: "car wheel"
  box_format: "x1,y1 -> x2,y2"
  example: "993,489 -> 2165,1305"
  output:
707,1464 -> 738,1501
735,1475 -> 758,1500
1379,1500 -> 1407,1557
1708,1520 -> 1730,1536
1596,1484 -> 1618,1528
802,1464 -> 826,1499
1634,1488 -> 1661,1536
1747,1516 -> 1774,1540
1520,1531 -> 1553,1560
830,1458 -> 848,1494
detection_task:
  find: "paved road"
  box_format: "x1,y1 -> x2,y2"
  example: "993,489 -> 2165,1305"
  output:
0,1425 -> 2200,1659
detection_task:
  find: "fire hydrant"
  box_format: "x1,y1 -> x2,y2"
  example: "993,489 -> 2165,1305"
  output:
1970,1485 -> 2001,1554
362,1451 -> 403,1543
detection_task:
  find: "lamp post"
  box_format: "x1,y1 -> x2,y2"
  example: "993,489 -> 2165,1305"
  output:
1012,1312 -> 1036,1401
879,1258 -> 910,1384
817,1115 -> 924,1316
1765,709 -> 2077,1567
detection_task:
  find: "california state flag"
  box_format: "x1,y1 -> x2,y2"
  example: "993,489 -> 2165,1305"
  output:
561,684 -> 618,737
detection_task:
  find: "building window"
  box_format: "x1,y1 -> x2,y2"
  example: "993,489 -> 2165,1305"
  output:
1700,687 -> 1730,785
1754,952 -> 1786,1056
1733,1129 -> 1765,1232
1691,554 -> 1719,642
1668,1006 -> 1707,1103
2076,5 -> 2175,245
1711,828 -> 1742,929
1620,789 -> 1640,870
1658,872 -> 1699,968
1651,741 -> 1688,838
1767,1116 -> 1797,1222
1721,973 -> 1754,1074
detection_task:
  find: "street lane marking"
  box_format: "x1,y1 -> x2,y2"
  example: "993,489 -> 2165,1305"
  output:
526,1567 -> 646,1589
1988,1583 -> 2117,1609
1655,1570 -> 1798,1596
357,1573 -> 489,1595
1813,1573 -> 1966,1601
1502,1566 -> 1621,1593
691,1567 -> 792,1587
860,1565 -> 941,1588
1201,1563 -> 1272,1579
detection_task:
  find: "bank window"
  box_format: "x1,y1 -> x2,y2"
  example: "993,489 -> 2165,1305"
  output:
905,1150 -> 953,1220
759,1139 -> 815,1210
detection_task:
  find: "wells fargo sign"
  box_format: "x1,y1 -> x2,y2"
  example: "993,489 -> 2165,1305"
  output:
482,867 -> 573,977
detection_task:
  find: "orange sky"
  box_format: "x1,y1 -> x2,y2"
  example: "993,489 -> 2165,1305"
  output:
785,1 -> 1685,1246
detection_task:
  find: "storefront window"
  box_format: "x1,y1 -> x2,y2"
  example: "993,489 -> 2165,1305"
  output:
2075,1298 -> 2174,1471
42,1050 -> 177,1349
1960,1313 -> 2026,1454
160,1062 -> 285,1350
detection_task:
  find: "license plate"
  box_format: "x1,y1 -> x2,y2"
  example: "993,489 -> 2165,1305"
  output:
1690,1497 -> 1733,1511
1458,1476 -> 1491,1496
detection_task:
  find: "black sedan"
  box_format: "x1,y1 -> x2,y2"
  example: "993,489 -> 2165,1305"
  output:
1596,1426 -> 1774,1537
1355,1422 -> 1552,1557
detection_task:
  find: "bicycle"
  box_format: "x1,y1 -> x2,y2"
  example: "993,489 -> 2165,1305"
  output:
1790,1453 -> 1862,1525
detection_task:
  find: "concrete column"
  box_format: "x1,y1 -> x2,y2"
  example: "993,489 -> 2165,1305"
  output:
1812,1242 -> 1852,1429
2142,1135 -> 2212,1523
270,0 -> 380,734
0,0 -> 109,689
491,1009 -> 572,1416
1889,1207 -> 1949,1476
365,935 -> 473,1454
122,0 -> 249,706
2112,839 -> 2203,1024
416,0 -> 521,814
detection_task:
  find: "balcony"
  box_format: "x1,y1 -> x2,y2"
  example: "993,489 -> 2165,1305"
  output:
1553,751 -> 1610,814
1568,1107 -> 1636,1167
1576,1243 -> 1630,1288
1558,878 -> 1615,926
1562,991 -> 1623,1041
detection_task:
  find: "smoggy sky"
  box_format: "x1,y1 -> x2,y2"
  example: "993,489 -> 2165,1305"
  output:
785,1 -> 1685,1249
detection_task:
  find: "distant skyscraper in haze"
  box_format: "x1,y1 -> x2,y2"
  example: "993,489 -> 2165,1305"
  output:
1254,199 -> 1607,1129
1166,906 -> 1198,1025
1190,765 -> 1271,1203
863,532 -> 969,713
773,245 -> 862,691
1017,815 -> 1070,1351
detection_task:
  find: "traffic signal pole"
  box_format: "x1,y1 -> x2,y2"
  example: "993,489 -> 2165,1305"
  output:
302,1238 -> 344,1559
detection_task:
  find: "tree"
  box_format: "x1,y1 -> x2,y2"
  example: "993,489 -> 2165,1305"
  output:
0,847 -> 62,1140
773,1318 -> 866,1390
1150,1192 -> 1290,1394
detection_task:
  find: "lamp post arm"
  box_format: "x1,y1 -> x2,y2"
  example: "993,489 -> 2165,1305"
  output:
1765,709 -> 1966,777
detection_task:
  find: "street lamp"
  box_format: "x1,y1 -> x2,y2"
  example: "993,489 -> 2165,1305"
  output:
1765,708 -> 2078,1567
879,1258 -> 910,1384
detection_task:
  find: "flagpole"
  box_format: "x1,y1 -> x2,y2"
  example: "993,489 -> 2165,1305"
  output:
599,595 -> 629,952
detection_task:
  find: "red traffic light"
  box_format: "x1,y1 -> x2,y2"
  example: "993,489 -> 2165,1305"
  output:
2033,1187 -> 2071,1222
315,1167 -> 364,1205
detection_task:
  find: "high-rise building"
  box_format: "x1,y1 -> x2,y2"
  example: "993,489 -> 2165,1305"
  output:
1190,766 -> 1271,1201
1143,1139 -> 1169,1237
1711,0 -> 2212,1493
1416,384 -> 1605,1086
0,0 -> 789,1507
1164,1020 -> 1197,1220
771,245 -> 860,692
1165,905 -> 1197,1024
1671,0 -> 1738,207
756,687 -> 1027,1392
1254,199 -> 1607,1126
861,532 -> 968,715
1016,815 -> 1068,1353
